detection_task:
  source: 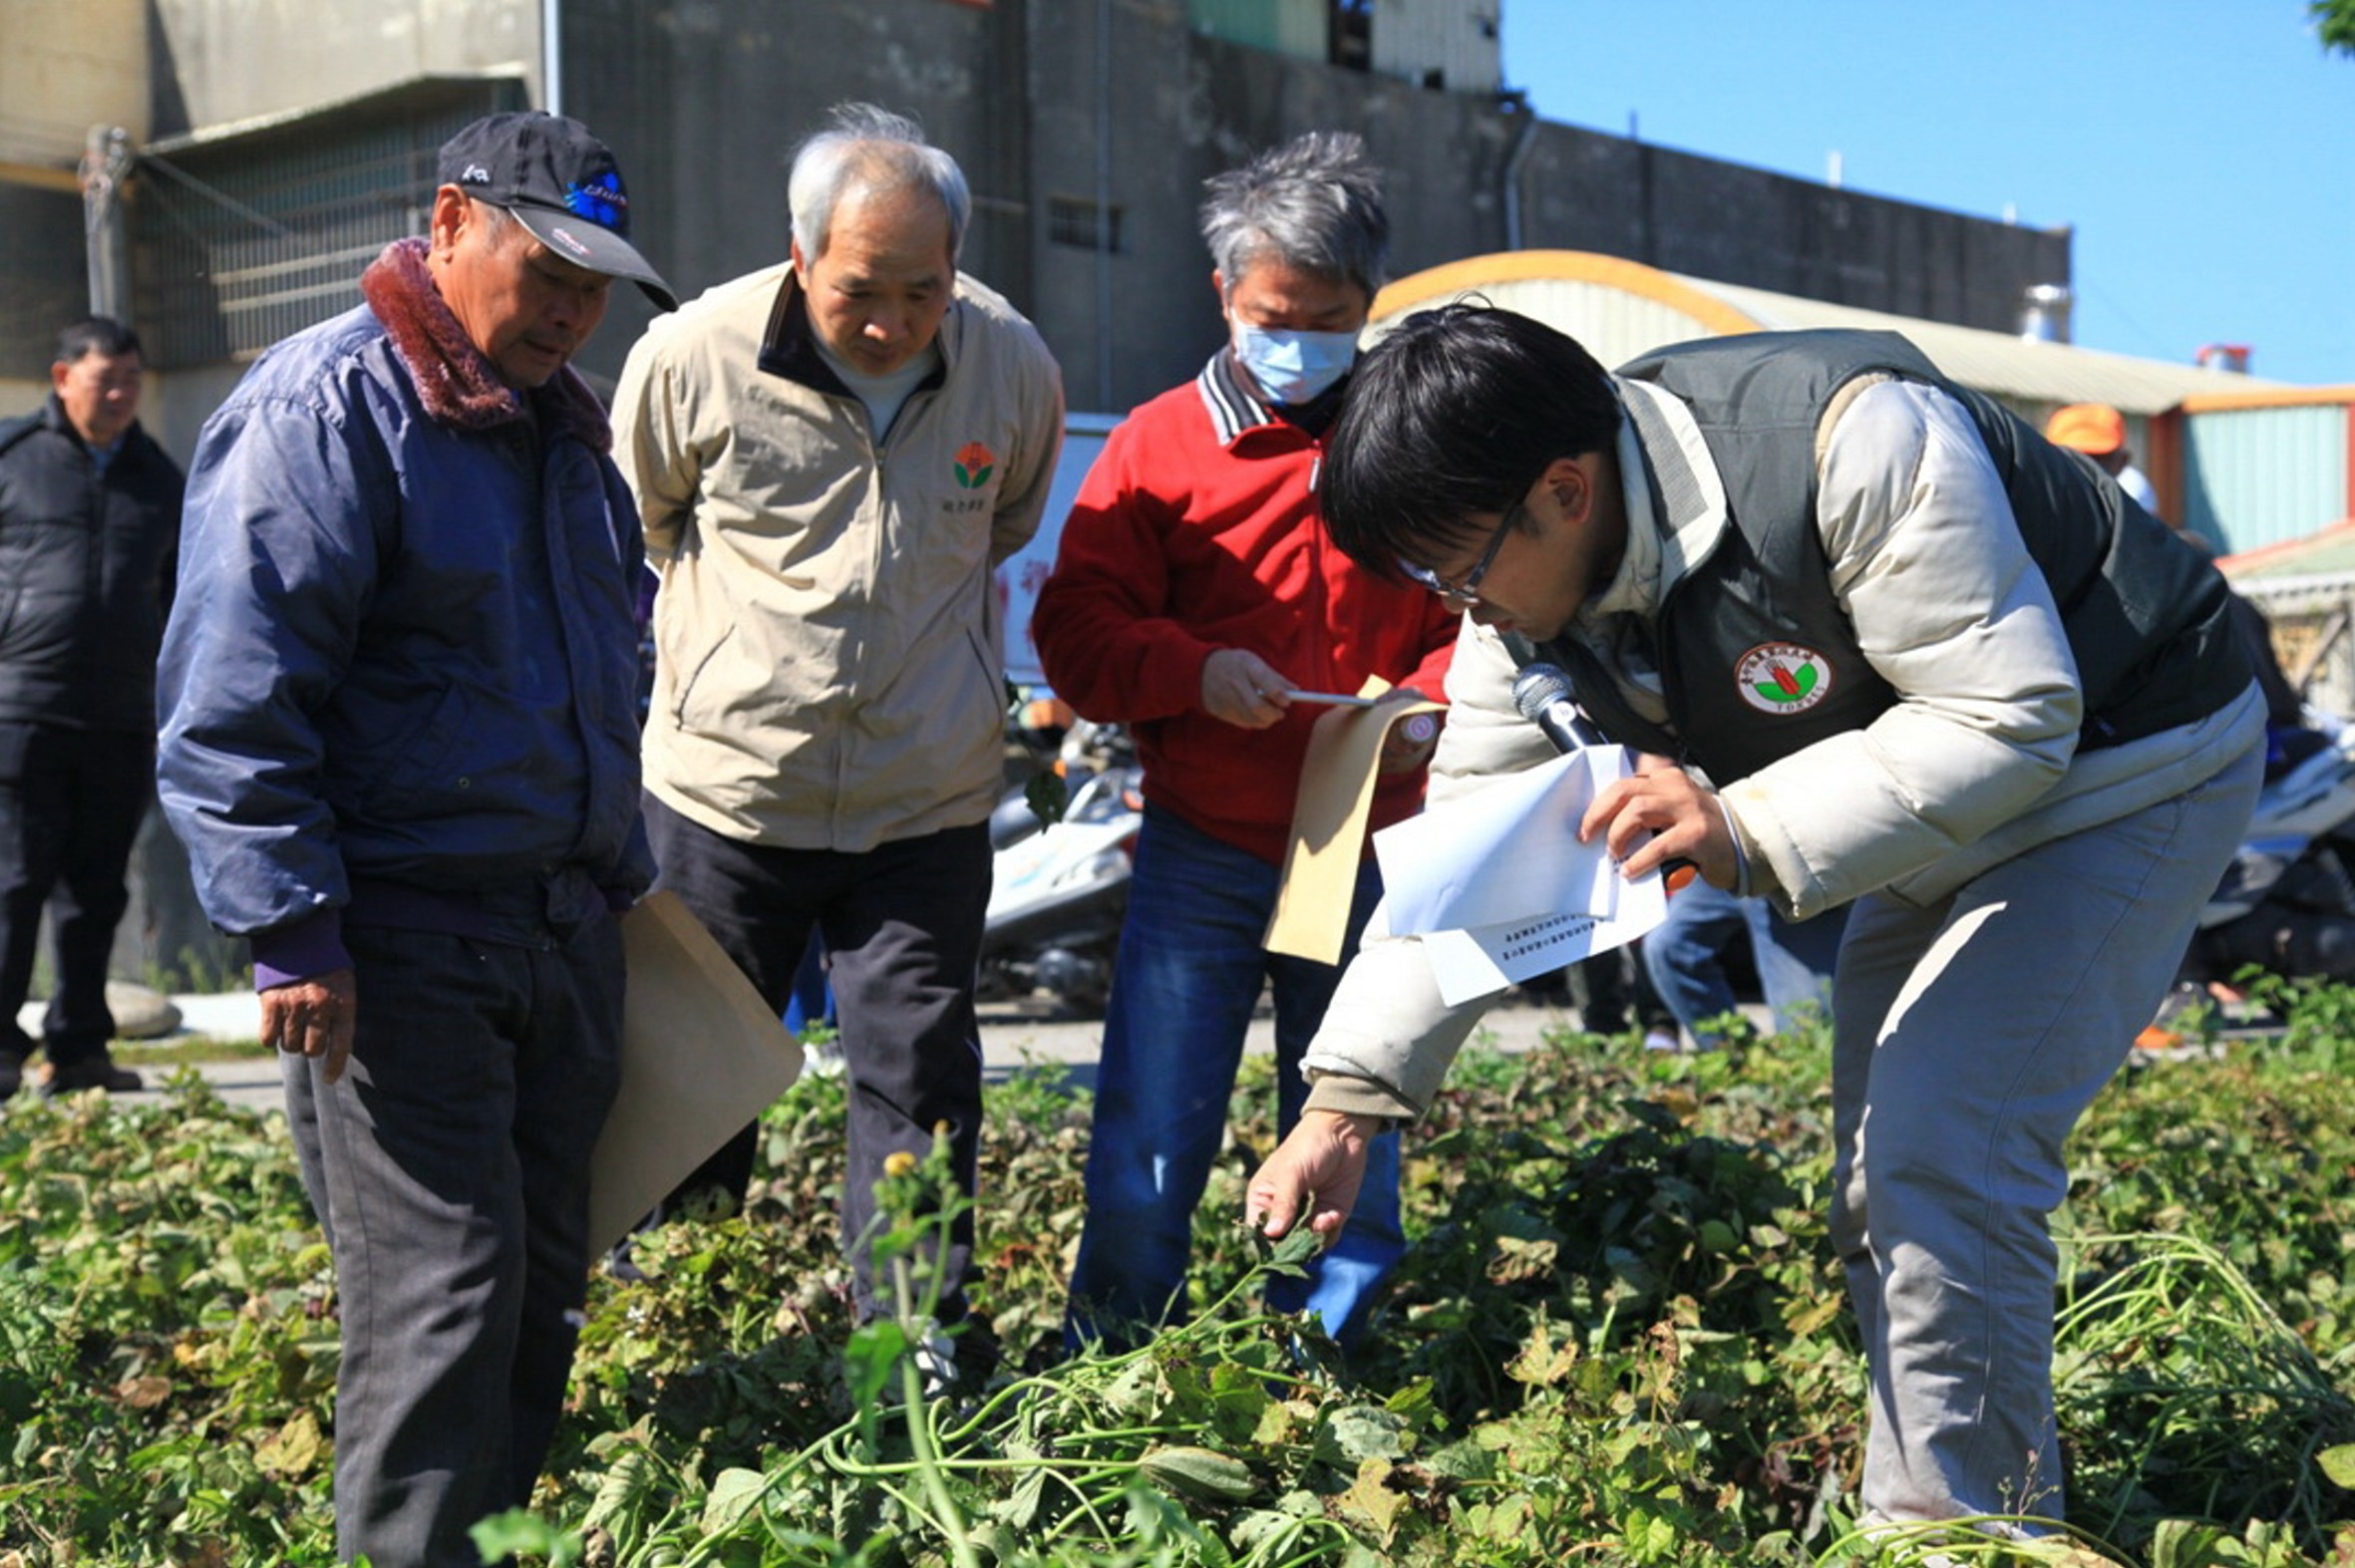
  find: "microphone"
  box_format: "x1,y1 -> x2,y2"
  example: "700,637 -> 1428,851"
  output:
1512,662 -> 1605,753
1515,661 -> 1699,889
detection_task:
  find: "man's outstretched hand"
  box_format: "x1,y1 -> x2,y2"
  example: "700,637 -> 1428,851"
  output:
1245,1107 -> 1385,1245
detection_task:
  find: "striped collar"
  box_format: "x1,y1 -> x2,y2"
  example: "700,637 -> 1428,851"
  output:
1191,348 -> 1349,449
1192,348 -> 1271,447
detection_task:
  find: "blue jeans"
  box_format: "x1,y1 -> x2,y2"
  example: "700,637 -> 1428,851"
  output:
1643,879 -> 1849,1048
1068,805 -> 1403,1348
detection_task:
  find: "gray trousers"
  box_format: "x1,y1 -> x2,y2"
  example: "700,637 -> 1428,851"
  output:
1830,740 -> 2262,1529
282,919 -> 624,1568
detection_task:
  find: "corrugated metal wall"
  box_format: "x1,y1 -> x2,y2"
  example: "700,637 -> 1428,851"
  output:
2183,403 -> 2351,556
1371,0 -> 1502,92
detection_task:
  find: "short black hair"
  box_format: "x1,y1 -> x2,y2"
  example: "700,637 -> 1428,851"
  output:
55,316 -> 143,366
1321,302 -> 1618,578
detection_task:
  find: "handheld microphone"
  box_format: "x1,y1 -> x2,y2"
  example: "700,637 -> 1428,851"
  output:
1511,662 -> 1605,753
1514,662 -> 1698,889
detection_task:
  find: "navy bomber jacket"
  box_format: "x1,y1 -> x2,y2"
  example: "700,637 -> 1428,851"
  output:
157,238 -> 653,978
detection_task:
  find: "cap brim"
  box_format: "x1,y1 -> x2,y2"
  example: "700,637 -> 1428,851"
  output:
508,203 -> 679,313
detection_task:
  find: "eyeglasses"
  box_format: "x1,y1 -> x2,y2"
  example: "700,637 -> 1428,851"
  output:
1397,499 -> 1521,608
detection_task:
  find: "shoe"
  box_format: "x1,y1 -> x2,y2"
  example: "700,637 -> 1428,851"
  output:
41,1058 -> 144,1096
1642,1027 -> 1688,1054
913,1324 -> 959,1400
0,1052 -> 22,1101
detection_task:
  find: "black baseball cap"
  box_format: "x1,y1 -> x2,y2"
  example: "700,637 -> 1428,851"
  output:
438,112 -> 678,312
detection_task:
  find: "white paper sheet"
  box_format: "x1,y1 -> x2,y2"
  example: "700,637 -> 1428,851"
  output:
1422,866 -> 1669,1006
1374,747 -> 1626,935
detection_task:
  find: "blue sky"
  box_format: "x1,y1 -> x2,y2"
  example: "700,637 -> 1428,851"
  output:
1504,2 -> 2355,386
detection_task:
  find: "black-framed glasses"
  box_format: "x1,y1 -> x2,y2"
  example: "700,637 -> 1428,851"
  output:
1397,499 -> 1521,608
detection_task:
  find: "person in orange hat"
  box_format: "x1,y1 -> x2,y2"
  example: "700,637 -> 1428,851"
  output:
2045,402 -> 2163,517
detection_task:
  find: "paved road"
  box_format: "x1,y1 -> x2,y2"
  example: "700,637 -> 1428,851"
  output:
50,988 -> 1599,1114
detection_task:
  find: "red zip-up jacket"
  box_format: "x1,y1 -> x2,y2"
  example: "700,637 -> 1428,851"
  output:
1032,355 -> 1458,865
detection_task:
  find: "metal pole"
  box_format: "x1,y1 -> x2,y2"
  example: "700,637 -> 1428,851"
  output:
79,125 -> 133,322
1094,0 -> 1113,409
542,0 -> 564,116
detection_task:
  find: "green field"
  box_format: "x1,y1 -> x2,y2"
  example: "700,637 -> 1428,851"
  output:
5,986 -> 2353,1566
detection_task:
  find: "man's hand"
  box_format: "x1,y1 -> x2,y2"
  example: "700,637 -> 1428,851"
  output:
1245,1108 -> 1383,1245
260,968 -> 359,1085
1200,648 -> 1295,729
1580,759 -> 1738,888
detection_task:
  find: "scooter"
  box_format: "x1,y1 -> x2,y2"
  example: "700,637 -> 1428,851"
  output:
2181,715 -> 2355,988
2142,718 -> 2355,1050
978,720 -> 1143,1017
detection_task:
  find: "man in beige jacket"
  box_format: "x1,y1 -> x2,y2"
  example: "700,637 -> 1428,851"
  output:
612,104 -> 1064,1360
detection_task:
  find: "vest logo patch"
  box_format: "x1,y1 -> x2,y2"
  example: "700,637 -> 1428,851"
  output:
1734,643 -> 1832,715
953,441 -> 996,490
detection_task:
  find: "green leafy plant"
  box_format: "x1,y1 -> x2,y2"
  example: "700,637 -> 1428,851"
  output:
11,1007 -> 2355,1564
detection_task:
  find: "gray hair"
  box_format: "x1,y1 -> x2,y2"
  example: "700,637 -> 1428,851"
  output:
470,196 -> 520,244
788,103 -> 971,263
1199,130 -> 1389,299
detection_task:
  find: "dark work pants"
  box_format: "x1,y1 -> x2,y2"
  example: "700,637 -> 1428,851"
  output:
0,723 -> 152,1068
281,919 -> 624,1568
643,794 -> 990,1325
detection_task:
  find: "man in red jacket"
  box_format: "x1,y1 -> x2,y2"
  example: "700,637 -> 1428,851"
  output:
1033,132 -> 1456,1350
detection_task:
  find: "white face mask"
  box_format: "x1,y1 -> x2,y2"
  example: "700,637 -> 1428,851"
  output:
1231,324 -> 1360,406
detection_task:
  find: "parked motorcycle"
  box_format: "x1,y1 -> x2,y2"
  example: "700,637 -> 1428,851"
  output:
2180,716 -> 2355,988
978,720 -> 1143,1017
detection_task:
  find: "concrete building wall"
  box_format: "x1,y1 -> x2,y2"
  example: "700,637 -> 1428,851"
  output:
1,0 -> 151,161
147,0 -> 540,136
1507,125 -> 2073,338
1,0 -> 149,379
563,0 -> 2066,411
559,0 -> 1022,392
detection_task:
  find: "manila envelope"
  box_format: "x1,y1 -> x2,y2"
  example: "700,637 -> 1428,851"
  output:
1262,678 -> 1447,965
587,890 -> 804,1255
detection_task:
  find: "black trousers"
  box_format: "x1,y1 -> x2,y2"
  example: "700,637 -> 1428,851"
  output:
0,722 -> 152,1067
282,918 -> 625,1568
643,794 -> 991,1325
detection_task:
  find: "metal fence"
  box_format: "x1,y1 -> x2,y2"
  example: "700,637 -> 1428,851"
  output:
132,81 -> 521,370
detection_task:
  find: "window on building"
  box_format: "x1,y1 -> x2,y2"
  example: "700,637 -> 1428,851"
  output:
1048,195 -> 1124,253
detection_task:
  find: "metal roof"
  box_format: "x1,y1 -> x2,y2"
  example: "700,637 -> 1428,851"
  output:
2218,519 -> 2355,585
1371,250 -> 2293,415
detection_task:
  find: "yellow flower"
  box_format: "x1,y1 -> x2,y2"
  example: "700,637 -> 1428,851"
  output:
883,1151 -> 917,1178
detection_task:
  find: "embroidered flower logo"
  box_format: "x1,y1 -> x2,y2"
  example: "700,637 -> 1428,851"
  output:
564,172 -> 627,229
1733,643 -> 1833,715
953,441 -> 996,490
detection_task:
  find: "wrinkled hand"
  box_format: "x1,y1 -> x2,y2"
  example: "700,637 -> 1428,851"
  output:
1245,1109 -> 1383,1246
260,968 -> 359,1085
1579,758 -> 1737,888
1375,689 -> 1442,777
1200,648 -> 1295,730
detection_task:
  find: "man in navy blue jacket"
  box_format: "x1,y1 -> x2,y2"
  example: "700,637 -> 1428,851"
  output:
0,316 -> 180,1099
158,113 -> 672,1568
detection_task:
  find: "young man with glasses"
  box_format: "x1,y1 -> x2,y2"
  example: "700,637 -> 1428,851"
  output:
1246,303 -> 2262,1543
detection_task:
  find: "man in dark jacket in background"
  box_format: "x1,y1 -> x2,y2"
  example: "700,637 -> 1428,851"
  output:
0,316 -> 180,1100
158,112 -> 672,1566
